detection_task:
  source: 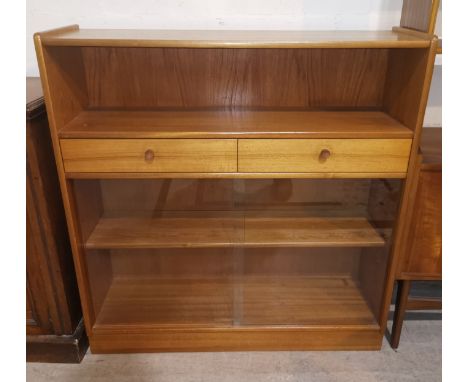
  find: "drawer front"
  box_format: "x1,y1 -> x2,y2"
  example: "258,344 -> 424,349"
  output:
60,139 -> 237,173
238,139 -> 412,173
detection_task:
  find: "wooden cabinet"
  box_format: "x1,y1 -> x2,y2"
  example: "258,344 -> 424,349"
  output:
390,128 -> 442,348
397,128 -> 442,279
26,77 -> 88,362
388,0 -> 442,349
34,26 -> 437,352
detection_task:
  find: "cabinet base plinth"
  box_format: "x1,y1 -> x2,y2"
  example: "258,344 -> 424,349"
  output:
90,327 -> 382,353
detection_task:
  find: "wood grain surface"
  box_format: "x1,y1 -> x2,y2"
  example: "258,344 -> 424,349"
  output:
85,213 -> 385,249
397,169 -> 442,278
60,139 -> 237,173
94,276 -> 376,328
420,127 -> 442,168
396,128 -> 442,278
400,0 -> 434,32
34,24 -> 436,352
59,110 -> 413,139
40,29 -> 432,48
400,0 -> 440,34
238,139 -> 411,173
81,47 -> 389,109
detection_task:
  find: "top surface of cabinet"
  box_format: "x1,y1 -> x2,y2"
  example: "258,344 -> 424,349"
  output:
38,27 -> 432,48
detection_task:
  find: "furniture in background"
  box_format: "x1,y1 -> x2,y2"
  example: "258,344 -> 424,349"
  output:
389,0 -> 442,349
26,77 -> 88,362
34,25 -> 437,353
390,128 -> 442,348
400,0 -> 442,54
400,0 -> 440,36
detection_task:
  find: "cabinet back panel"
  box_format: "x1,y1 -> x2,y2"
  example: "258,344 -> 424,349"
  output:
81,47 -> 388,109
99,179 -> 371,215
108,248 -> 360,278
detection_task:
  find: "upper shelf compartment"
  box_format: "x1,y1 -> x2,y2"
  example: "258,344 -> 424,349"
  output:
59,110 -> 413,139
37,26 -> 437,139
39,28 -> 432,49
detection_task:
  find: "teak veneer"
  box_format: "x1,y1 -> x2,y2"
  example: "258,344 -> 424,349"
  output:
39,28 -> 432,48
391,128 -> 442,348
35,24 -> 437,353
388,0 -> 442,349
85,213 -> 385,249
94,276 -> 377,328
60,138 -> 411,174
59,110 -> 413,139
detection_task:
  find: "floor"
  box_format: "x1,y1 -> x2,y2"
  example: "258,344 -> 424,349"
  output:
27,320 -> 441,382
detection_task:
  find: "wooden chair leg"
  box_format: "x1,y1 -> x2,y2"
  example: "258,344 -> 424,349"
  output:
390,280 -> 411,349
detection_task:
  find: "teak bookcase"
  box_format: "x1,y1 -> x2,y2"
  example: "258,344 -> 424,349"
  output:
34,26 -> 437,353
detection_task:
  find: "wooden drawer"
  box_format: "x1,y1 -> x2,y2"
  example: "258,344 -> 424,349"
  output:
238,139 -> 412,173
60,139 -> 237,173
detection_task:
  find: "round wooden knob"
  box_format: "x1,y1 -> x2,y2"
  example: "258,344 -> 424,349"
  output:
144,149 -> 155,162
318,149 -> 331,163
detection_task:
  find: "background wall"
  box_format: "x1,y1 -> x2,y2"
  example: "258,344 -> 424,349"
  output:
26,0 -> 441,126
26,0 -> 407,75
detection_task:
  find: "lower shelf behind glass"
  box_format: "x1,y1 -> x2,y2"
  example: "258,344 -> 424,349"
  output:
86,212 -> 386,249
93,274 -> 377,329
74,178 -> 399,331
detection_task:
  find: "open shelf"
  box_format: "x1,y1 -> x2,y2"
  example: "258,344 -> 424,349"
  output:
40,28 -> 432,48
85,212 -> 385,249
95,277 -> 233,327
94,276 -> 377,328
242,276 -> 377,326
59,110 -> 413,139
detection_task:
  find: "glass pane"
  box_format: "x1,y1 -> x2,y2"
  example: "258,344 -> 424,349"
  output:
72,178 -> 401,328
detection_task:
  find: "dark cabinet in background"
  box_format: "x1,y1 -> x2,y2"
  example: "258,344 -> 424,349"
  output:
26,77 -> 88,362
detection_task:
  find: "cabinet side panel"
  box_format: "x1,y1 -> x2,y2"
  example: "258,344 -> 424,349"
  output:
87,250 -> 114,319
378,39 -> 437,331
383,48 -> 432,133
71,180 -> 103,243
358,246 -> 390,321
35,33 -> 95,334
40,46 -> 88,129
359,179 -> 402,321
